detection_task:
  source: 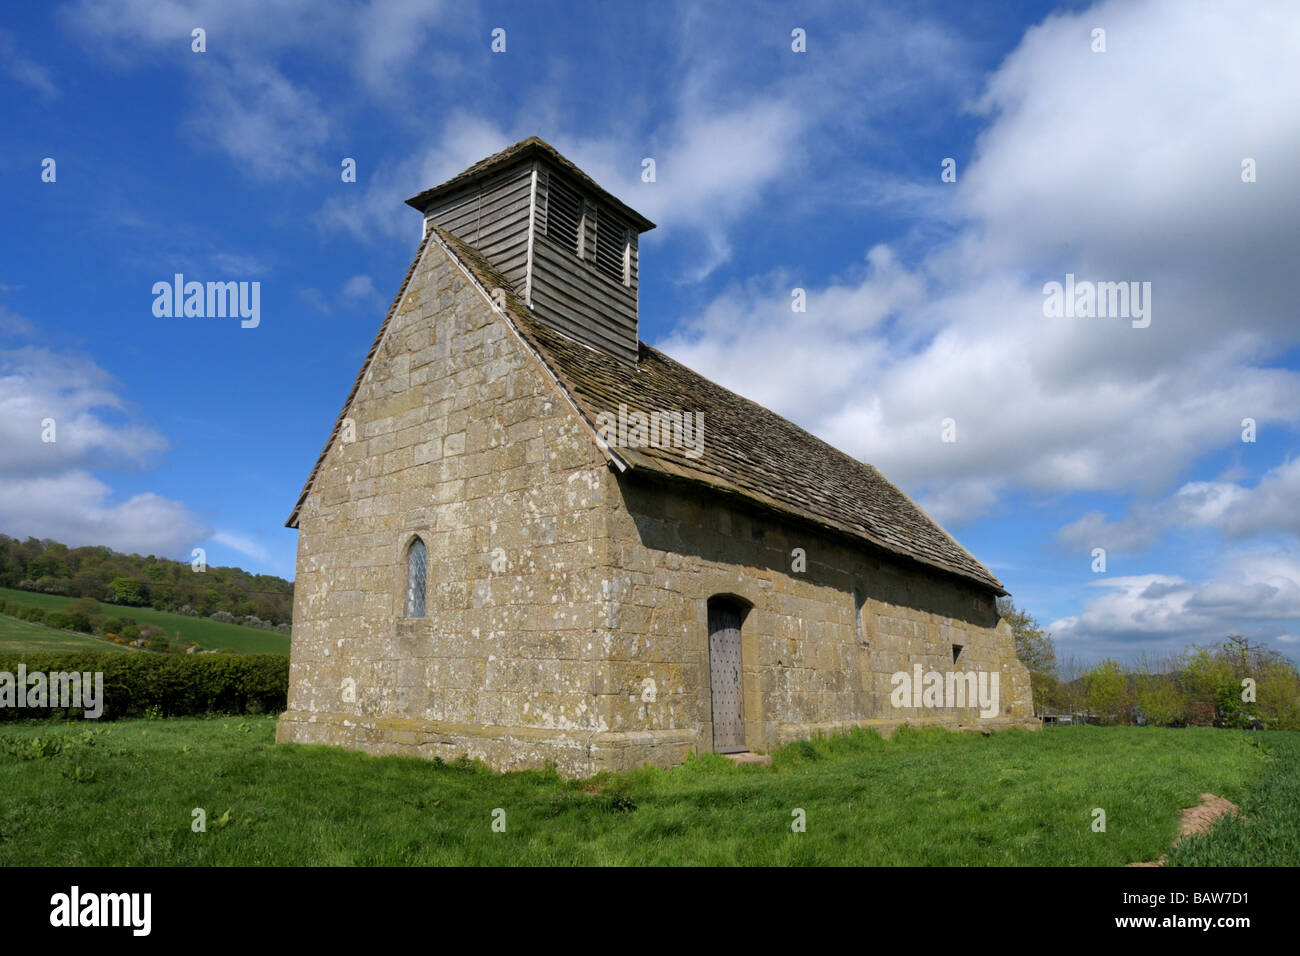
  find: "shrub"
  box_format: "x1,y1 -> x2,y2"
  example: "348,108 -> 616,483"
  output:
1083,658 -> 1128,724
16,605 -> 46,625
0,652 -> 289,720
1133,672 -> 1187,727
67,597 -> 102,619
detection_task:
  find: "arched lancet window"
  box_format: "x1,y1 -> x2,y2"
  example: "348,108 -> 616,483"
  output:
404,537 -> 427,618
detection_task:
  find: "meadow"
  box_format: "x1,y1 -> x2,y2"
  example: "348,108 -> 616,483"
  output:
0,720 -> 1291,866
0,587 -> 289,655
0,614 -> 139,654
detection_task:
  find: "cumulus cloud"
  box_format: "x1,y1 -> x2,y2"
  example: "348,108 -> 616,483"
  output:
0,473 -> 209,557
0,347 -> 169,476
0,344 -> 209,556
659,0 -> 1300,529
62,0 -> 473,180
316,3 -> 974,265
1058,459 -> 1300,554
0,307 -> 37,338
1049,549 -> 1300,658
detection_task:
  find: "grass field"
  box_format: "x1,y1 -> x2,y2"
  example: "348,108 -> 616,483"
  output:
0,587 -> 289,655
1168,730 -> 1300,865
0,614 -> 139,654
0,720 -> 1291,866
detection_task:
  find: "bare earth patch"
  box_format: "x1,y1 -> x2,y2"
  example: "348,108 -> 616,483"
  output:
1127,793 -> 1239,866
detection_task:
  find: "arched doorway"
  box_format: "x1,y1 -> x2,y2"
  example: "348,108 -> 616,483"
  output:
707,596 -> 749,753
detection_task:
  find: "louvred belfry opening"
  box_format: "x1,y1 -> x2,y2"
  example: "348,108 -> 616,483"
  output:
405,137 -> 655,365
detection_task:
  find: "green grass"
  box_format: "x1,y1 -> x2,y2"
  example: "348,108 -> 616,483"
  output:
0,613 -> 139,653
0,720 -> 1288,866
1167,732 -> 1300,866
0,587 -> 288,655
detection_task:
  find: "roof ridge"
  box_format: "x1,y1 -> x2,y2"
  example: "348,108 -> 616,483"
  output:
289,223 -> 1006,595
431,236 -> 1004,594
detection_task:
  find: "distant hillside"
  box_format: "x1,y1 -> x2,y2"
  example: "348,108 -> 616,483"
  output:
0,534 -> 293,625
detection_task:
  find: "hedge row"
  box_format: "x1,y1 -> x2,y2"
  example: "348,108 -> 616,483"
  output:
0,652 -> 288,721
0,598 -> 100,636
0,597 -> 140,640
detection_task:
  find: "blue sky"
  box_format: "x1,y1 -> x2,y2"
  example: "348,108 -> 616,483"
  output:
2,0 -> 1298,665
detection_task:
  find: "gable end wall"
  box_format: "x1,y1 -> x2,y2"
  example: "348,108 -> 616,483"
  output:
277,238 -> 648,772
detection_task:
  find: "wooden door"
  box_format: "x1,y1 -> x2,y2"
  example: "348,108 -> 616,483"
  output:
708,601 -> 745,752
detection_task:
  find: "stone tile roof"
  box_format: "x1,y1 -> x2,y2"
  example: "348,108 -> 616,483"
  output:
436,229 -> 1006,595
404,136 -> 656,233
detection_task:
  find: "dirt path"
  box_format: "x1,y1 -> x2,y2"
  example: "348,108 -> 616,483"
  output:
1127,793 -> 1239,866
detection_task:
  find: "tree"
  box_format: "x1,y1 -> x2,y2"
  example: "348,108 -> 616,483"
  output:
1083,658 -> 1127,724
2,533 -> 293,621
997,597 -> 1058,713
108,577 -> 148,606
1133,671 -> 1186,726
67,596 -> 101,618
1182,635 -> 1300,730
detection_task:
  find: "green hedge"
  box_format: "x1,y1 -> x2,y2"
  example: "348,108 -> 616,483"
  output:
1,598 -> 94,635
0,652 -> 288,721
12,603 -> 48,624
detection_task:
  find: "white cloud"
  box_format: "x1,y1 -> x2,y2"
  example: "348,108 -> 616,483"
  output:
1049,549 -> 1300,659
353,0 -> 462,94
1058,458 -> 1300,553
315,4 -> 974,268
61,0 -> 329,58
656,0 -> 1300,528
0,472 -> 209,557
0,344 -> 208,557
298,287 -> 332,316
63,0 -> 341,179
0,346 -> 169,477
183,58 -> 331,181
315,111 -> 513,242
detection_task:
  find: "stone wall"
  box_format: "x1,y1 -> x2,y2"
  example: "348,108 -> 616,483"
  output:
594,472 -> 1037,756
278,237 -> 630,773
278,235 -> 1035,778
